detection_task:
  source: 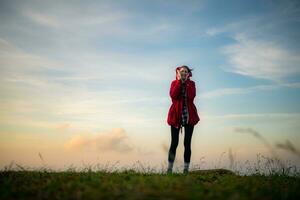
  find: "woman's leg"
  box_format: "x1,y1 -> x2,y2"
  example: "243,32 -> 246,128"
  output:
183,124 -> 194,169
168,125 -> 180,165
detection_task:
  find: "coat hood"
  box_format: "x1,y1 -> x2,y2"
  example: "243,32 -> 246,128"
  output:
176,66 -> 192,80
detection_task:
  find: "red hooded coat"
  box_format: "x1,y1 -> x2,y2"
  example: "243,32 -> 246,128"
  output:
167,66 -> 200,130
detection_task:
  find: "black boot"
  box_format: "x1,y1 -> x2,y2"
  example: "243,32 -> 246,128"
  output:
183,168 -> 189,175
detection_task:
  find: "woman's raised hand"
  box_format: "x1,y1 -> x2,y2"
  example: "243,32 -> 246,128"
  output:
176,69 -> 181,80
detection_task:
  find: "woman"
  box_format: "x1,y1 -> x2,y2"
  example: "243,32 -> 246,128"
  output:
167,65 -> 200,174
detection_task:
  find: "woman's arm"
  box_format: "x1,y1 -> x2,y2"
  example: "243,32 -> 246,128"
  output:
187,81 -> 196,100
169,80 -> 181,99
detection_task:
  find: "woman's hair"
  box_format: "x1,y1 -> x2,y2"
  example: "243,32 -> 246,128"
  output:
181,65 -> 193,77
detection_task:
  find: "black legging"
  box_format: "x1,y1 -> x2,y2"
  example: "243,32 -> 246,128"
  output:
168,124 -> 194,163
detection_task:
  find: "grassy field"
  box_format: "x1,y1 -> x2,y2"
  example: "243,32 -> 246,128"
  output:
2,139 -> 300,200
1,167 -> 299,200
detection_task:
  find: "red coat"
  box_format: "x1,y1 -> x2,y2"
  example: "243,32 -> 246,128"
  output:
167,69 -> 200,129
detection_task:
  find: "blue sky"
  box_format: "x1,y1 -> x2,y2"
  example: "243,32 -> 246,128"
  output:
0,0 -> 300,171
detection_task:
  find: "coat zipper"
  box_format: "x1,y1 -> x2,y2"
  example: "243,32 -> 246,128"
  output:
186,82 -> 189,124
179,82 -> 183,133
180,85 -> 183,133
179,81 -> 189,134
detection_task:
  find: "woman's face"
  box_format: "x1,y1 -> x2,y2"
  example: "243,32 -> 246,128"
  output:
179,67 -> 188,79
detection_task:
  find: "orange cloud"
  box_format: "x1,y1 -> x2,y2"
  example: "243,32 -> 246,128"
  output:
63,128 -> 135,153
55,123 -> 71,131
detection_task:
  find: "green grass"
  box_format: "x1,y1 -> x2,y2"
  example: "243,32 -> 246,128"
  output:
1,134 -> 300,200
1,168 -> 299,200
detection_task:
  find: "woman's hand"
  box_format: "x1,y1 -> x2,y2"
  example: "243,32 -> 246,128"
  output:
176,68 -> 187,82
176,69 -> 181,80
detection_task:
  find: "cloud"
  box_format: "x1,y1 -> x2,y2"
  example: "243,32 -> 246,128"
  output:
55,123 -> 71,132
23,9 -> 61,28
200,81 -> 300,99
0,37 -> 171,133
204,112 -> 300,120
0,38 -> 62,71
64,128 -> 135,153
21,4 -> 129,31
234,127 -> 261,136
220,33 -> 300,81
17,1 -> 188,43
204,1 -> 300,82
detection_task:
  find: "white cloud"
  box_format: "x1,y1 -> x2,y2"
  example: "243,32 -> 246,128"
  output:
220,33 -> 300,81
0,38 -> 62,71
199,81 -> 300,99
203,112 -> 300,120
204,2 -> 300,82
21,5 -> 130,31
0,37 -> 170,133
23,9 -> 61,28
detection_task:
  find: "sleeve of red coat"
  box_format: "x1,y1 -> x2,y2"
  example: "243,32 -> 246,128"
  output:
187,82 -> 196,100
169,80 -> 181,99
